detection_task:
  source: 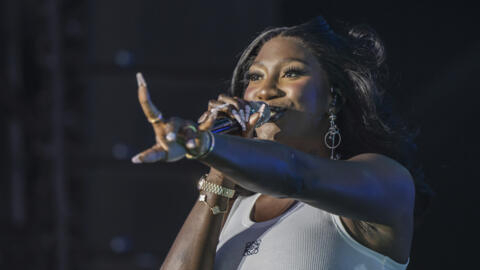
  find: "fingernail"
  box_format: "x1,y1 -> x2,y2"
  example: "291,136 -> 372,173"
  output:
239,109 -> 245,123
131,154 -> 142,163
186,139 -> 196,149
216,103 -> 229,110
166,132 -> 176,142
211,110 -> 218,120
232,110 -> 244,129
245,104 -> 251,113
136,72 -> 147,87
259,104 -> 266,115
245,105 -> 251,120
198,113 -> 207,124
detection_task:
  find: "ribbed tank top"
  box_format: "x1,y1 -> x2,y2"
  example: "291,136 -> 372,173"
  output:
214,193 -> 409,270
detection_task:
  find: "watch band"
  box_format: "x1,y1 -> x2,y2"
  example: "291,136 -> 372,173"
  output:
197,175 -> 235,198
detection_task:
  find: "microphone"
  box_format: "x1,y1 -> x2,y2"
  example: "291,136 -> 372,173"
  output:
210,101 -> 285,134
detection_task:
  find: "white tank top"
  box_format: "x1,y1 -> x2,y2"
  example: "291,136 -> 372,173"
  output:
214,193 -> 409,270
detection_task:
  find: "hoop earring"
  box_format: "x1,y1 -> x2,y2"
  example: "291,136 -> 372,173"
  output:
324,88 -> 341,160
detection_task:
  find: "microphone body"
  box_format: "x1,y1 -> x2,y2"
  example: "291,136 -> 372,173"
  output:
210,101 -> 281,134
210,117 -> 242,134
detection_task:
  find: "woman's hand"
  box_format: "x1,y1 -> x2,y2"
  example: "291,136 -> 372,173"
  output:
131,73 -> 209,163
130,73 -> 266,163
197,94 -> 265,138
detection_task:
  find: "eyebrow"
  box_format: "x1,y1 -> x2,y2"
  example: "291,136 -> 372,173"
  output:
251,57 -> 311,68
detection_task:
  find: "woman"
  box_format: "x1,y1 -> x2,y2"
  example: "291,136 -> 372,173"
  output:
132,16 -> 431,270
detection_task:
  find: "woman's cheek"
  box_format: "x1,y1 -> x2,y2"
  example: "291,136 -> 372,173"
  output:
285,81 -> 313,110
243,86 -> 256,100
297,82 -> 325,114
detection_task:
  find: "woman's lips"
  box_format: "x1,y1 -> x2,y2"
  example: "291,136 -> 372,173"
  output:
268,106 -> 288,123
265,100 -> 295,110
269,106 -> 288,113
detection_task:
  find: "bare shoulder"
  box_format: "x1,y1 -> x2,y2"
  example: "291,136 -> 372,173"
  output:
347,153 -> 415,209
347,153 -> 412,177
341,153 -> 415,263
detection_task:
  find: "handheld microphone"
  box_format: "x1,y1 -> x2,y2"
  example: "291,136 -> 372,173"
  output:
210,101 -> 285,134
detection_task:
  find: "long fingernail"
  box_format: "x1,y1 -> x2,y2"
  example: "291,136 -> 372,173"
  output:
258,104 -> 266,115
232,110 -> 245,131
166,132 -> 176,142
239,109 -> 245,123
136,72 -> 147,87
131,154 -> 142,163
198,113 -> 208,124
245,105 -> 251,121
211,108 -> 219,115
218,103 -> 229,109
186,139 -> 196,149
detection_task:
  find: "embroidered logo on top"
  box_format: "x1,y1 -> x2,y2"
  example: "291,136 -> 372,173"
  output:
243,239 -> 261,256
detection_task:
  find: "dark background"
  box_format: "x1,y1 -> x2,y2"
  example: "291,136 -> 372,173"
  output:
1,0 -> 478,269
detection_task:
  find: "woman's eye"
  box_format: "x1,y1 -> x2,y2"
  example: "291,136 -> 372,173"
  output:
246,72 -> 263,82
283,68 -> 306,78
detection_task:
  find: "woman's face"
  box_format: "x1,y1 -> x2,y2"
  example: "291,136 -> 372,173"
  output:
243,36 -> 332,142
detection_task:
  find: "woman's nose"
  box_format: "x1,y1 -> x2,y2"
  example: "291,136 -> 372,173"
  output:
255,87 -> 285,101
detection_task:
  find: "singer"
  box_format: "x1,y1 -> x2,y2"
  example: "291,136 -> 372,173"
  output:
132,16 -> 431,270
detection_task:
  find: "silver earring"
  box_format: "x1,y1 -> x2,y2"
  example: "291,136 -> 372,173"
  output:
324,88 -> 341,160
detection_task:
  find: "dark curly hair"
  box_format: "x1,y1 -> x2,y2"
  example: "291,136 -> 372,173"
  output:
229,16 -> 433,225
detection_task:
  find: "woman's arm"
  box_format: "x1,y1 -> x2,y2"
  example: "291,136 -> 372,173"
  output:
200,133 -> 415,227
159,169 -> 235,270
131,75 -> 266,269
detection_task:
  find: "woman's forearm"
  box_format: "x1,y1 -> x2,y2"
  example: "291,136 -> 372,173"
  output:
200,133 -> 313,198
160,171 -> 234,270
